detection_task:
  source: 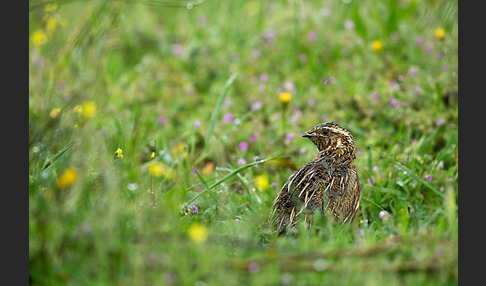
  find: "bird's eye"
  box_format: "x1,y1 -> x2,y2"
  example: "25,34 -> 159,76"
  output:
323,129 -> 329,135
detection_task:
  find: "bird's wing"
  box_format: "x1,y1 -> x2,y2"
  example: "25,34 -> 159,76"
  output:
272,163 -> 326,226
289,164 -> 325,212
341,168 -> 361,223
325,167 -> 361,223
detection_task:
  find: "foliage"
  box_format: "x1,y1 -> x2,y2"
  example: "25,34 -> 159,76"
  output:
29,0 -> 458,285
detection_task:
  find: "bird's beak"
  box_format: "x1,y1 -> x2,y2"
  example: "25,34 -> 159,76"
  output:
301,132 -> 315,138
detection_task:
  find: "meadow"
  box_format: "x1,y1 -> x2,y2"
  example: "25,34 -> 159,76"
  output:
29,0 -> 458,285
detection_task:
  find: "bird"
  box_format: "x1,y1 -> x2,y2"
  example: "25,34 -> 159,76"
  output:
271,122 -> 361,234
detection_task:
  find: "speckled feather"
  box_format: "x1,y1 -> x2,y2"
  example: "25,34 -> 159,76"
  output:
271,122 -> 361,233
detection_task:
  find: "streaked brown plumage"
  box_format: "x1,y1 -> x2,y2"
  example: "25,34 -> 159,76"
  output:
271,122 -> 361,233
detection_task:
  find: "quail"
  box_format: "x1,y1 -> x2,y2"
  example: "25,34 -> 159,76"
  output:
271,122 -> 361,233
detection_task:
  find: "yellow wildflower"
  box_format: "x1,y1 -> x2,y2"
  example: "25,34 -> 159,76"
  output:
255,174 -> 270,191
151,152 -> 156,159
73,105 -> 83,114
279,92 -> 292,104
149,162 -> 175,179
49,108 -> 61,119
46,17 -> 58,33
149,162 -> 163,176
114,148 -> 123,158
31,29 -> 47,46
372,40 -> 383,52
82,101 -> 96,119
166,167 -> 175,179
202,162 -> 215,175
171,142 -> 188,159
188,223 -> 208,244
56,168 -> 78,189
44,3 -> 58,12
171,142 -> 186,153
434,28 -> 445,40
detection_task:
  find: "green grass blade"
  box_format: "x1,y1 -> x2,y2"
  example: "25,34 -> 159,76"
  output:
187,156 -> 285,204
373,148 -> 444,198
195,169 -> 210,190
194,169 -> 219,202
42,140 -> 78,170
204,73 -> 239,154
351,5 -> 368,40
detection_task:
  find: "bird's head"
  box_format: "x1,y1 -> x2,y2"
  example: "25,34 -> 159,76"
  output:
301,122 -> 356,158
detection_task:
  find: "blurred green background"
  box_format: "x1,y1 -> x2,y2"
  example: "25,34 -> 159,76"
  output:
29,0 -> 458,285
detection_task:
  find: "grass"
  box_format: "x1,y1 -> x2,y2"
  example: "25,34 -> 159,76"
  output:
29,0 -> 458,285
